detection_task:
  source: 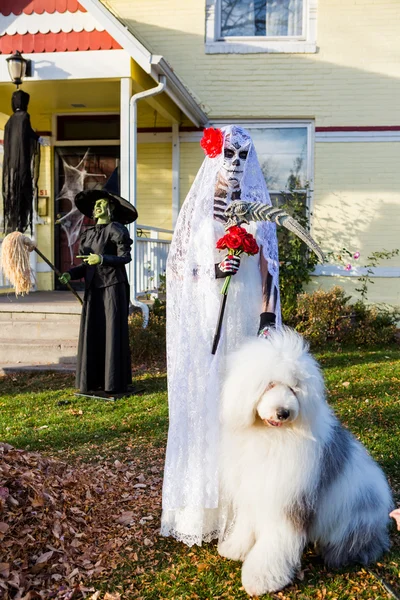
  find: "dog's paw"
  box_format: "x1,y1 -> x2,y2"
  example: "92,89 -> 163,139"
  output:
241,570 -> 269,597
218,539 -> 246,562
242,564 -> 290,596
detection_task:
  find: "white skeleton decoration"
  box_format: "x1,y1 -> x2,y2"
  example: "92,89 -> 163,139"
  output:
213,130 -> 251,222
161,125 -> 281,546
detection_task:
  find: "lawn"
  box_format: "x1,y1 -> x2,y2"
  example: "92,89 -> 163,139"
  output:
0,346 -> 400,599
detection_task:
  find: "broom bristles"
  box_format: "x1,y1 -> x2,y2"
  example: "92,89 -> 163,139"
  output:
1,232 -> 36,296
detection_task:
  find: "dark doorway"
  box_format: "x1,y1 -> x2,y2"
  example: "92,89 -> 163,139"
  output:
54,146 -> 120,289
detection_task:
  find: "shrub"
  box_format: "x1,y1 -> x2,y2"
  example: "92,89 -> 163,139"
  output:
277,187 -> 319,322
128,310 -> 166,364
294,286 -> 399,347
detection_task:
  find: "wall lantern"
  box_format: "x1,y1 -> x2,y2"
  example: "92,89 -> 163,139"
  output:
6,51 -> 32,87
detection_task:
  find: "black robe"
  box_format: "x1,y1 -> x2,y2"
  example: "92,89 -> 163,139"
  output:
2,90 -> 40,234
68,222 -> 133,393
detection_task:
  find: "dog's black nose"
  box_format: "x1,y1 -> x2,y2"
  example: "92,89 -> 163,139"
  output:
276,408 -> 290,421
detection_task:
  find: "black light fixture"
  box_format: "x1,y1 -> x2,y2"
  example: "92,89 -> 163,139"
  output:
6,51 -> 32,87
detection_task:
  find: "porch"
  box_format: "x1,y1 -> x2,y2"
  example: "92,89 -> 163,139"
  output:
0,0 -> 208,301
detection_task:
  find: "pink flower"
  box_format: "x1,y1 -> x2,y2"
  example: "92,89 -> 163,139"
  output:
345,264 -> 352,271
353,252 -> 360,259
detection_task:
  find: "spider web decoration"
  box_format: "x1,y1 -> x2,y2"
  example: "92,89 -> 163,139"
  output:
56,149 -> 105,264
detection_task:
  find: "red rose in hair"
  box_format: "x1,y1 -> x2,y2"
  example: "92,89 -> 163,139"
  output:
200,127 -> 224,158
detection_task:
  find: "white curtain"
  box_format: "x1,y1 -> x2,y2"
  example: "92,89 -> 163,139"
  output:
266,0 -> 303,36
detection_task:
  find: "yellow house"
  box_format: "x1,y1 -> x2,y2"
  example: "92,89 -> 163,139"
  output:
1,0 -> 399,306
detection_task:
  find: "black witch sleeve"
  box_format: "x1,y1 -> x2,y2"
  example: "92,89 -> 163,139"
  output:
102,223 -> 133,267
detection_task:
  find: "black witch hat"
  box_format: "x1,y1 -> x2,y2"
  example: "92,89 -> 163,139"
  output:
75,167 -> 138,225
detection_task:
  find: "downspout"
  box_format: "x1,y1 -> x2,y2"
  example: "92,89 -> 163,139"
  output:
129,74 -> 167,325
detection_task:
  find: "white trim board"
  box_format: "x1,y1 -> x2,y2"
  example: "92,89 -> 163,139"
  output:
313,264 -> 400,278
0,50 -> 131,82
316,130 -> 400,143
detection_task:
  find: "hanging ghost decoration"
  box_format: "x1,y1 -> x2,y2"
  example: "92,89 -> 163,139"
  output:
2,90 -> 40,234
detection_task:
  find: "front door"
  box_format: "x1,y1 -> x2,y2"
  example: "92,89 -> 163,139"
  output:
55,146 -> 120,289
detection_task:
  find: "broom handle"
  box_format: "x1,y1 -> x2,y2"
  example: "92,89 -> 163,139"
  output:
33,247 -> 83,306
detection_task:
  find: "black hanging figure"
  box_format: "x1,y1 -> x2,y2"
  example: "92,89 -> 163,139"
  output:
2,90 -> 40,234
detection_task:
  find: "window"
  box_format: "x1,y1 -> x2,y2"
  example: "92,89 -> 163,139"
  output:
211,121 -> 314,208
206,0 -> 317,54
57,115 -> 120,142
221,0 -> 304,38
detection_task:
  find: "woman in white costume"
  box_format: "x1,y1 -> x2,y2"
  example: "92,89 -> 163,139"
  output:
161,125 -> 281,546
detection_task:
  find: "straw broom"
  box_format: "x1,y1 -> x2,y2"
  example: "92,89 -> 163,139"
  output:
1,232 -> 83,305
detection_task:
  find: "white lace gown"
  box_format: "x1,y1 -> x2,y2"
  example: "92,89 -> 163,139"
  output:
161,126 -> 280,546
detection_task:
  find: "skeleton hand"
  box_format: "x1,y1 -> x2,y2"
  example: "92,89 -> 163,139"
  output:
224,201 -> 250,228
58,272 -> 71,285
217,255 -> 240,277
84,253 -> 102,266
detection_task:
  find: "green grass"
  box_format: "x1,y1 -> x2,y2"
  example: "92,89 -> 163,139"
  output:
1,345 -> 400,599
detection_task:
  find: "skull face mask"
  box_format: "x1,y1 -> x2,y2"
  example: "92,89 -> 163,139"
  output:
219,127 -> 251,190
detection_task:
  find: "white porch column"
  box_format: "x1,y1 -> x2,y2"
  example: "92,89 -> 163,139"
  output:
120,77 -> 132,200
120,77 -> 133,286
172,123 -> 180,228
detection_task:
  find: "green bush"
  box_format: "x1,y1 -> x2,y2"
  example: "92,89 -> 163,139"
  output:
294,286 -> 399,347
129,310 -> 166,364
277,188 -> 319,322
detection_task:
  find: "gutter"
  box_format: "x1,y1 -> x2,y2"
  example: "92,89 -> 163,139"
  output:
129,75 -> 167,325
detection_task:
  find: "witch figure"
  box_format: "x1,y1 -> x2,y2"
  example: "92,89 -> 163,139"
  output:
59,185 -> 137,396
2,89 -> 40,234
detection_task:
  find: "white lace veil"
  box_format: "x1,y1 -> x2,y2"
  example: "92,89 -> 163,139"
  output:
161,125 -> 281,546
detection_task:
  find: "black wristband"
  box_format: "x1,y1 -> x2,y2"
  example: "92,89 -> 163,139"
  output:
215,263 -> 229,279
259,312 -> 276,329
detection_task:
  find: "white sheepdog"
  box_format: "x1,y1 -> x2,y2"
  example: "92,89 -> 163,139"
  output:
218,328 -> 393,597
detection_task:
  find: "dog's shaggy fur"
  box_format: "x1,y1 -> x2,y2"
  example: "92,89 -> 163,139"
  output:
218,328 -> 393,597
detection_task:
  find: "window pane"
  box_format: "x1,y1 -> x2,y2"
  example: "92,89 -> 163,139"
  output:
247,127 -> 308,191
220,0 -> 303,37
57,115 -> 120,141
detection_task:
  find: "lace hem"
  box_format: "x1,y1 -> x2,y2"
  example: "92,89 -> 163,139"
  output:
159,524 -> 220,547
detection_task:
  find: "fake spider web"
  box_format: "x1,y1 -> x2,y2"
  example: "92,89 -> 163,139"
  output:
56,149 -> 105,264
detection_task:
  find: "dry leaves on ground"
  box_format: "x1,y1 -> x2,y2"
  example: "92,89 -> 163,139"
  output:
0,442 -> 165,599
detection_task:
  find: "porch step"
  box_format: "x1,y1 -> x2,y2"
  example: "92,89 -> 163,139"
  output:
0,312 -> 80,341
0,339 -> 78,365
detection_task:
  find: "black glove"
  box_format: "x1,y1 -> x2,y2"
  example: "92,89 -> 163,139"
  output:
258,312 -> 276,338
215,255 -> 241,279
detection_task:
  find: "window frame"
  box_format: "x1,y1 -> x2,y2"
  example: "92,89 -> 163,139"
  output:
205,0 -> 317,54
210,119 -> 315,218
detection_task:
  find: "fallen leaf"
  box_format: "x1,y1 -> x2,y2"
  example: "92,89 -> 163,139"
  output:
35,550 -> 54,564
0,563 -> 10,578
0,523 -> 9,534
116,511 -> 135,526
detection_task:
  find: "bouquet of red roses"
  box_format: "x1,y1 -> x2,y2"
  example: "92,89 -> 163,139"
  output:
211,226 -> 259,354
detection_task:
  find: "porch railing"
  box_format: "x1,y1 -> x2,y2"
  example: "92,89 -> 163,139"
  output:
136,224 -> 172,296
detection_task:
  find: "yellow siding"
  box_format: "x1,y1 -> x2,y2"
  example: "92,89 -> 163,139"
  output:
313,142 -> 400,264
307,276 -> 400,308
137,143 -> 172,230
179,142 -> 204,206
110,0 -> 400,126
36,144 -> 54,291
